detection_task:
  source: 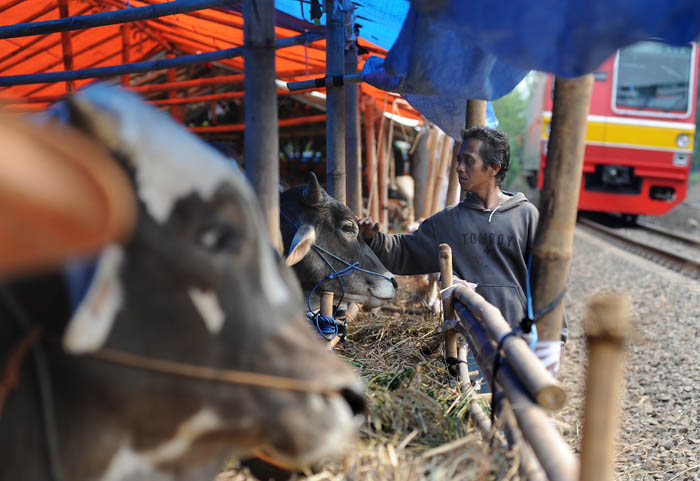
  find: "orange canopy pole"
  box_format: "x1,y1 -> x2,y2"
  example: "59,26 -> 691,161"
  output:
188,114 -> 326,133
57,0 -> 76,92
121,23 -> 131,87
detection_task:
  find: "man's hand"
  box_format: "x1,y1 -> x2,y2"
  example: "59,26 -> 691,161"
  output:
357,217 -> 380,242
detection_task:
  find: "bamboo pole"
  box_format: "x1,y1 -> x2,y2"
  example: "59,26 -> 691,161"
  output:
57,0 -> 75,93
439,244 -> 457,365
453,285 -> 566,410
501,401 -> 548,481
454,303 -> 578,481
326,0 -> 346,203
345,44 -> 362,215
243,0 -> 282,252
411,127 -> 430,220
445,140 -> 461,207
532,74 -> 594,342
422,129 -> 440,218
579,294 -> 630,481
363,102 -> 379,219
321,292 -> 340,349
461,100 -> 487,201
431,134 -> 453,215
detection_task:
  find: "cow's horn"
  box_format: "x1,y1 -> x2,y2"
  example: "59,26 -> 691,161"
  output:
302,172 -> 322,205
286,224 -> 316,266
63,245 -> 124,353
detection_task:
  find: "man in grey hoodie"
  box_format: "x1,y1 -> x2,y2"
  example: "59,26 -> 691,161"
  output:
360,126 -> 566,349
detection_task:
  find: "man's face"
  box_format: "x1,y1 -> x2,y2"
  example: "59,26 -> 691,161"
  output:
456,138 -> 498,192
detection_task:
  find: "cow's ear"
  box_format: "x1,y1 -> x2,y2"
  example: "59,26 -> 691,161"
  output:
302,172 -> 322,205
63,245 -> 124,353
286,224 -> 316,266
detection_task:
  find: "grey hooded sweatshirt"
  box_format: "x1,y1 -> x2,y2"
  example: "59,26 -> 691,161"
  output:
368,191 -> 538,330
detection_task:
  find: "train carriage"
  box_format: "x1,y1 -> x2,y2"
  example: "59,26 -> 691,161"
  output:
535,40 -> 699,218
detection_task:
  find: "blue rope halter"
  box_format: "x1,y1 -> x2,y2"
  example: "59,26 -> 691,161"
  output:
280,207 -> 392,342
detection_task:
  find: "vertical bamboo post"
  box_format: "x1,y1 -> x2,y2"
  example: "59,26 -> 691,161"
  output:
411,127 -> 430,219
243,0 -> 282,252
439,244 -> 457,365
422,129 -> 439,218
321,292 -> 340,349
362,101 -> 377,221
579,294 -> 630,481
445,140 -> 461,207
531,74 -> 594,342
325,0 -> 346,203
431,134 -> 453,215
345,41 -> 362,215
120,23 -> 131,87
57,0 -> 75,93
461,100 -> 487,201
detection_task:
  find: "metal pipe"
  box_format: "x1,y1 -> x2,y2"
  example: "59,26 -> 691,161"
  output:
0,0 -> 235,39
243,0 -> 281,251
57,0 -> 75,92
0,31 -> 324,87
325,0 -> 346,203
188,114 -> 326,133
287,73 -> 361,91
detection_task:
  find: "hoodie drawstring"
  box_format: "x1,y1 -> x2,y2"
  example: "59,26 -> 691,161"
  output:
488,204 -> 500,223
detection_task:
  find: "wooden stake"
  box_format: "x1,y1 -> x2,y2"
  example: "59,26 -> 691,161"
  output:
461,100 -> 487,201
439,244 -> 458,368
579,294 -> 630,481
532,74 -> 594,342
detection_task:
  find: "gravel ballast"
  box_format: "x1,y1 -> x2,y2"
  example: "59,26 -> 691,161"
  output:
556,225 -> 700,481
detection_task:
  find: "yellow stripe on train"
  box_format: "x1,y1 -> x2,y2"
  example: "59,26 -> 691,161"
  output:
541,112 -> 695,152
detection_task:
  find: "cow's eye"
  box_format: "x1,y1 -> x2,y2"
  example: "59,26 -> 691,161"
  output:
341,222 -> 357,235
197,222 -> 241,251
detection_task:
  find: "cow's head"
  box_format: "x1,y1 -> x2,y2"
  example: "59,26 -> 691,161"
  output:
53,85 -> 364,478
280,173 -> 397,308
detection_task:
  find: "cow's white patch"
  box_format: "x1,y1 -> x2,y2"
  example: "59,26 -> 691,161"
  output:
98,408 -> 223,481
143,407 -> 223,464
63,245 -> 124,354
188,288 -> 225,334
71,85 -> 248,224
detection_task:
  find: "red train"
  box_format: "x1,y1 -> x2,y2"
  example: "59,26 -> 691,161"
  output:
526,40 -> 698,218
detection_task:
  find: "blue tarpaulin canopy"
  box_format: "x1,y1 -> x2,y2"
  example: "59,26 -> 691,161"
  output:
276,0 -> 700,139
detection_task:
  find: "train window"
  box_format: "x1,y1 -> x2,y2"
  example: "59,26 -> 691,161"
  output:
613,41 -> 693,115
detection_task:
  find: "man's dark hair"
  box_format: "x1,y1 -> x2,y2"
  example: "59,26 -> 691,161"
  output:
461,126 -> 510,186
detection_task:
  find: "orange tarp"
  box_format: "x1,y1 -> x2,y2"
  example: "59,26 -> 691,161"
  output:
0,0 -> 421,121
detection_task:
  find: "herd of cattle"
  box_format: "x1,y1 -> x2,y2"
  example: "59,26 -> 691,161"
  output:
0,85 -> 397,481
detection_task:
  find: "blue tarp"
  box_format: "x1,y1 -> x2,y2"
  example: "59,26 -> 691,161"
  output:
277,0 -> 700,139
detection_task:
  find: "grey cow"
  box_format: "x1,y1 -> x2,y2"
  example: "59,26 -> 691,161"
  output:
0,85 -> 365,481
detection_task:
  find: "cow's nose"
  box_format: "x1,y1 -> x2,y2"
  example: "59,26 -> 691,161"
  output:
391,277 -> 398,290
339,386 -> 366,415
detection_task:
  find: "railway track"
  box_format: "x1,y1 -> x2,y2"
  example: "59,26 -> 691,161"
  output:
577,217 -> 700,279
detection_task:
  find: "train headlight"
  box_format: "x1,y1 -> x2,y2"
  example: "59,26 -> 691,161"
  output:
675,133 -> 690,148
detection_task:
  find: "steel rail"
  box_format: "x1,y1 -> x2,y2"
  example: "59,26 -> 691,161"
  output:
577,217 -> 700,279
635,220 -> 700,247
